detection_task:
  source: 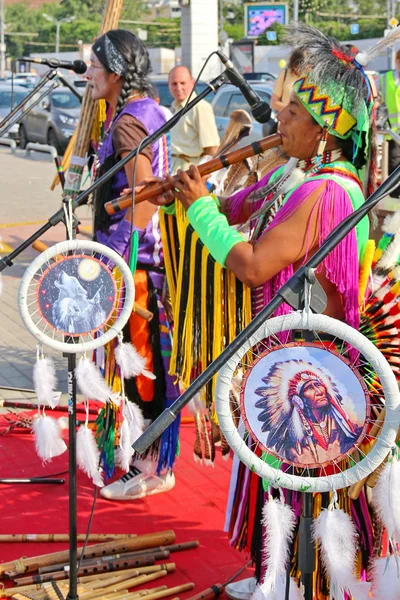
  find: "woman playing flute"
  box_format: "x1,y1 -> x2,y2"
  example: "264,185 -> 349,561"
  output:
86,29 -> 180,500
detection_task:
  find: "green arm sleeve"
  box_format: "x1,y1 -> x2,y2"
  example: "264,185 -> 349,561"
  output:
186,195 -> 244,267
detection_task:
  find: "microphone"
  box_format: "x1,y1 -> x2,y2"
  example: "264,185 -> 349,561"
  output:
216,51 -> 271,124
19,57 -> 87,75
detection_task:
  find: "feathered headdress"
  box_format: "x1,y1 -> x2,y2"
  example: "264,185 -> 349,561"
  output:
285,24 -> 400,173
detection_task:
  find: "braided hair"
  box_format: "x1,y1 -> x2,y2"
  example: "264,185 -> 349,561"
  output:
93,29 -> 152,118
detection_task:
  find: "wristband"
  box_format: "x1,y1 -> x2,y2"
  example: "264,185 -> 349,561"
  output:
186,195 -> 244,267
161,201 -> 176,215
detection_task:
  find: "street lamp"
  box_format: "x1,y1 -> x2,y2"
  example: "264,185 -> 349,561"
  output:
42,13 -> 75,56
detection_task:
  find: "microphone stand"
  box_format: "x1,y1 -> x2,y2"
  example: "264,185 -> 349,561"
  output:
0,68 -> 60,137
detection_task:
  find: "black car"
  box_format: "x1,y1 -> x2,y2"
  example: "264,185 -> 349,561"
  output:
19,88 -> 80,154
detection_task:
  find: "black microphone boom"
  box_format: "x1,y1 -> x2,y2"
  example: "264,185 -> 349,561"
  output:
216,51 -> 271,124
19,57 -> 87,75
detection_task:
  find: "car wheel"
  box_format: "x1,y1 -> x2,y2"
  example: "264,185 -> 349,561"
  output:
47,128 -> 62,155
19,124 -> 28,149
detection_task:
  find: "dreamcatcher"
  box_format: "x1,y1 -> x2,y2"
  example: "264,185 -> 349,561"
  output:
18,239 -> 148,485
215,310 -> 400,598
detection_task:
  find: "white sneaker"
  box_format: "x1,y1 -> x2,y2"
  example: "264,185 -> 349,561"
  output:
225,577 -> 257,600
100,471 -> 175,501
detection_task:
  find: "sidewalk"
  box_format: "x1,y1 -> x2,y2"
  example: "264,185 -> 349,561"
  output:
0,146 -> 92,403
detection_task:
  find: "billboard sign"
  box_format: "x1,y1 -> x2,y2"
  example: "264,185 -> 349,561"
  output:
244,3 -> 288,38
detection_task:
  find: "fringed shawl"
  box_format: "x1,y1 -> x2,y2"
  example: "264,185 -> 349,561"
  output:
226,165 -> 364,331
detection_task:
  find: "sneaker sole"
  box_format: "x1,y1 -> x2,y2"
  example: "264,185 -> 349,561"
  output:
101,481 -> 175,501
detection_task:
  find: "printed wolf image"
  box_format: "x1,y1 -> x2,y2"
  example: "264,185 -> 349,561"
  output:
241,346 -> 368,468
37,256 -> 116,336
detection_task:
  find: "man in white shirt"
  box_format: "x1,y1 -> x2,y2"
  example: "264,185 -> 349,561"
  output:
168,65 -> 220,174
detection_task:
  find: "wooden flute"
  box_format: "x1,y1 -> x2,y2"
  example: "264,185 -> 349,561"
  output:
104,132 -> 282,215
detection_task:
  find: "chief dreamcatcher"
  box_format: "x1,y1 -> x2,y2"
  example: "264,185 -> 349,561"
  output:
215,310 -> 400,599
18,239 -> 151,486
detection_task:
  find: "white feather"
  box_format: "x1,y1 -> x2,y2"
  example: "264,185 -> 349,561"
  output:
313,508 -> 370,599
382,211 -> 400,235
252,578 -> 303,600
188,393 -> 205,416
76,425 -> 103,487
75,356 -> 116,403
32,415 -> 67,462
355,27 -> 400,66
33,356 -> 61,409
115,402 -> 144,472
259,497 -> 296,596
372,459 -> 400,539
370,555 -> 400,600
115,342 -> 155,380
115,417 -> 132,472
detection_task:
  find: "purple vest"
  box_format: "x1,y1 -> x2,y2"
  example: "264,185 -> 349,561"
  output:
96,98 -> 169,274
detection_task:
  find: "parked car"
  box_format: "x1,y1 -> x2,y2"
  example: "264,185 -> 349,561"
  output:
243,72 -> 276,82
150,76 -> 212,108
210,82 -> 277,148
0,83 -> 30,140
19,87 -> 80,154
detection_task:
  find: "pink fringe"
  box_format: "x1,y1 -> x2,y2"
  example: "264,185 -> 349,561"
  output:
256,178 -> 360,331
226,167 -> 280,225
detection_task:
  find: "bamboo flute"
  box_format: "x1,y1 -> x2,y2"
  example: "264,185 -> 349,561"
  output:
0,534 -> 136,544
136,583 -> 195,600
105,133 -> 282,215
15,563 -> 176,587
79,569 -> 169,600
39,541 -> 197,574
13,553 -> 169,585
1,530 -> 175,578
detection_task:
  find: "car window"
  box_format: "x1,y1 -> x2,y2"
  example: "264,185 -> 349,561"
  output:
152,80 -> 212,108
51,90 -> 80,109
213,91 -> 232,117
0,89 -> 29,108
226,91 -> 271,117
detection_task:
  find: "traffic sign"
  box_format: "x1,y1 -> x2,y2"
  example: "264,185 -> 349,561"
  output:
350,23 -> 359,35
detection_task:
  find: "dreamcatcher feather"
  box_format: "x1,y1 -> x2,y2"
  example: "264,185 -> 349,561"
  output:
253,495 -> 298,600
31,346 -> 65,462
370,555 -> 400,600
313,503 -> 371,600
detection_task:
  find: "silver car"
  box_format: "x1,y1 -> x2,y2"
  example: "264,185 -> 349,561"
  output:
0,83 -> 30,140
19,87 -> 80,155
210,82 -> 277,148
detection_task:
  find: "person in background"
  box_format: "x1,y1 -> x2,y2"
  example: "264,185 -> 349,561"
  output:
270,48 -> 304,112
168,65 -> 220,174
379,49 -> 400,198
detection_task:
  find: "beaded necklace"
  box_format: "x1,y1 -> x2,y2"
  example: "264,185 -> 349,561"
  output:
298,148 -> 343,176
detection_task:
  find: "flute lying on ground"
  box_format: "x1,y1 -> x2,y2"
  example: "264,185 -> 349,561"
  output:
104,132 -> 282,215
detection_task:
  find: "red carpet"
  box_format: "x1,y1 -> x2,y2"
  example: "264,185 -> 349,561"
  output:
0,417 -> 253,598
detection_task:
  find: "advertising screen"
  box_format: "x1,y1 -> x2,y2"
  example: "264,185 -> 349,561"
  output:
245,3 -> 288,37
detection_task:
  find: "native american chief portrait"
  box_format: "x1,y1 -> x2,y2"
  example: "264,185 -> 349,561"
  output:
254,358 -> 364,466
